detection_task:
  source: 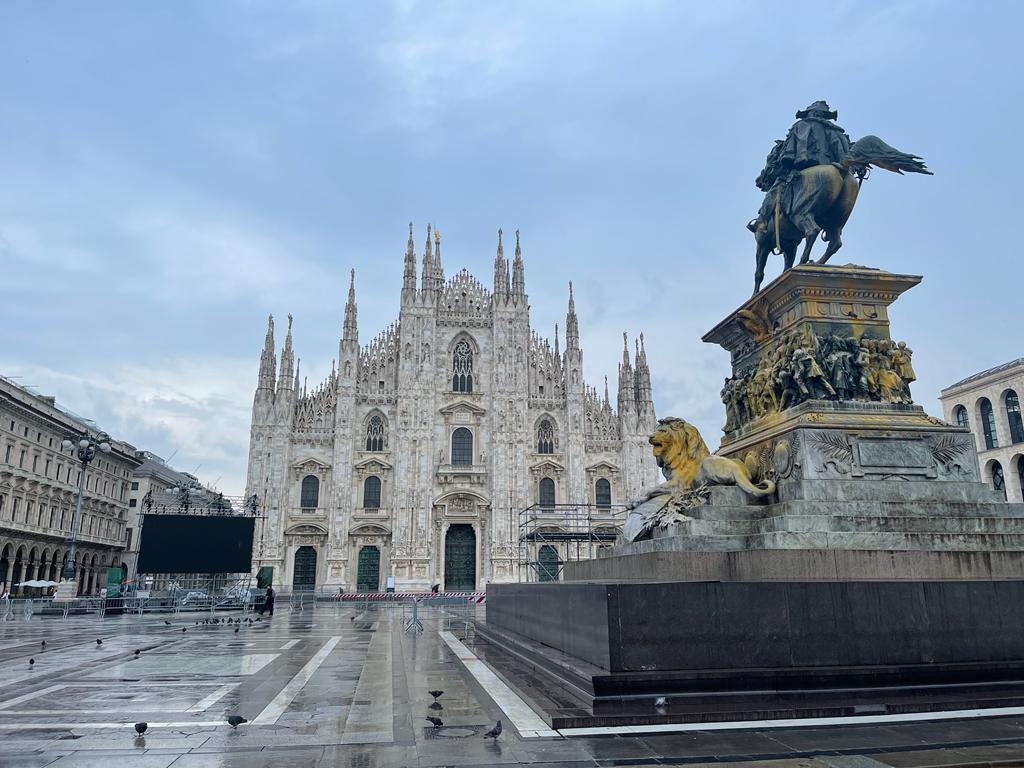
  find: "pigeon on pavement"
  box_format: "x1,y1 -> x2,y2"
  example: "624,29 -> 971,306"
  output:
134,722 -> 148,735
484,720 -> 502,739
234,627 -> 239,633
164,620 -> 171,626
40,640 -> 46,648
227,715 -> 247,729
29,658 -> 34,667
96,639 -> 103,645
428,702 -> 443,711
424,716 -> 443,728
182,628 -> 187,633
429,690 -> 444,699
134,649 -> 141,656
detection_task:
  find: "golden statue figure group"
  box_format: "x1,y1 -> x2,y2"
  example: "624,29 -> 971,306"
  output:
722,330 -> 917,434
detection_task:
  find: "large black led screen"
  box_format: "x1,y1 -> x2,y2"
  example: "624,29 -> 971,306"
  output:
137,515 -> 254,574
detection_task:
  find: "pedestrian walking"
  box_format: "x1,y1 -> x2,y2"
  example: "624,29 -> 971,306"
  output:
259,585 -> 275,617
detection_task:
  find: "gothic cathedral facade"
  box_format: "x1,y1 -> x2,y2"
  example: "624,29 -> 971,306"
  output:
244,226 -> 658,592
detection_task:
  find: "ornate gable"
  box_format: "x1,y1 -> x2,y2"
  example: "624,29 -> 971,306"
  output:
529,458 -> 566,477
291,456 -> 331,480
439,400 -> 487,417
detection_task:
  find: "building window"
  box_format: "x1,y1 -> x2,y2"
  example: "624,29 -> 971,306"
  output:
366,414 -> 386,452
537,419 -> 555,454
1007,391 -> 1024,444
32,455 -> 38,472
452,340 -> 473,393
1018,458 -> 1024,503
363,476 -> 381,509
539,477 -> 556,508
992,460 -> 1007,500
129,499 -> 137,508
595,478 -> 612,509
300,475 -> 320,509
451,428 -> 473,465
981,398 -> 998,449
44,459 -> 51,476
131,481 -> 139,491
4,445 -> 10,463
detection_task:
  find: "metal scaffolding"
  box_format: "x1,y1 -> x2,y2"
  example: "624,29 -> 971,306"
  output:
517,503 -> 627,582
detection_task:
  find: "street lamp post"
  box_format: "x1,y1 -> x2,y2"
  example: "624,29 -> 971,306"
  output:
60,431 -> 112,594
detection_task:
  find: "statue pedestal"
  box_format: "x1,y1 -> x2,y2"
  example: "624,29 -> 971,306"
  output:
484,264 -> 1024,726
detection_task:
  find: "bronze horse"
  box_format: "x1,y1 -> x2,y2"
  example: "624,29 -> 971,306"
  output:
749,135 -> 932,294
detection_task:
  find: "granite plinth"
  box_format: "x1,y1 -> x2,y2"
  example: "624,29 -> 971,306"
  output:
484,579 -> 1024,723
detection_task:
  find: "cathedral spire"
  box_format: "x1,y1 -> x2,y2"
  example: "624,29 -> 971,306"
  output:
421,223 -> 435,294
258,314 -> 277,393
403,222 -> 417,296
433,226 -> 444,288
553,323 -> 561,370
604,375 -> 611,408
493,228 -> 509,296
565,280 -> 580,351
635,331 -> 654,420
294,357 -> 301,394
277,314 -> 295,394
511,228 -> 525,296
343,269 -> 358,343
618,331 -> 636,419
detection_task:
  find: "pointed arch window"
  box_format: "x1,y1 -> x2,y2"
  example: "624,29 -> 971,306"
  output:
537,419 -> 555,454
451,428 -> 473,465
366,414 -> 386,452
1006,391 -> 1024,444
300,475 -> 320,509
980,398 -> 998,449
452,340 -> 473,393
992,460 -> 1007,500
595,478 -> 612,509
539,477 -> 556,508
954,405 -> 969,429
363,476 -> 381,510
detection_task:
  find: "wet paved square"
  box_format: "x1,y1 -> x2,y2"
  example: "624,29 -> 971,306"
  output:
1,603 -> 1023,767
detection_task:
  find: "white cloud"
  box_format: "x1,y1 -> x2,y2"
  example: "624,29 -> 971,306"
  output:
1,358 -> 255,495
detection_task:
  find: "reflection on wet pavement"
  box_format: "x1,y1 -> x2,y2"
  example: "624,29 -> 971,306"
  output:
1,603 -> 1023,767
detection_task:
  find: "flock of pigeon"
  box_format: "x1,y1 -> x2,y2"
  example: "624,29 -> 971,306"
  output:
28,618 -> 263,738
423,689 -> 502,740
30,615 -> 503,743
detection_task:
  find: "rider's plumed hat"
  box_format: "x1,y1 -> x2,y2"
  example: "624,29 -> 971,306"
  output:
795,100 -> 838,120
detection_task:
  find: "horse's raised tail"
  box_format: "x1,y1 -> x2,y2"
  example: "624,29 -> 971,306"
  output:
846,135 -> 933,175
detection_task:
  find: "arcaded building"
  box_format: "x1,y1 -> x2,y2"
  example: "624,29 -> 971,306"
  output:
940,359 -> 1024,501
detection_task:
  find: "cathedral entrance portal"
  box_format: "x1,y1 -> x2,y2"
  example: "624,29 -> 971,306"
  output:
444,524 -> 476,591
292,546 -> 317,592
538,544 -> 561,582
356,546 -> 380,592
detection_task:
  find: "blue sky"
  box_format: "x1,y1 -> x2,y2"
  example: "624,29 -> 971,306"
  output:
1,1 -> 1020,494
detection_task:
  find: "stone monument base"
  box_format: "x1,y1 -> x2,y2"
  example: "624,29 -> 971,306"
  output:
482,579 -> 1024,726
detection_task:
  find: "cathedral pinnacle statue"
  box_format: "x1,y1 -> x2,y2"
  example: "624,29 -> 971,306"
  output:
749,101 -> 932,294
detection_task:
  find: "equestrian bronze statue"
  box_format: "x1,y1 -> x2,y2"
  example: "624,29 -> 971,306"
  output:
749,101 -> 932,294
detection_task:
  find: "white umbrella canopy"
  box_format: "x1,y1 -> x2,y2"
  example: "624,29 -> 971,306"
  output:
15,580 -> 59,588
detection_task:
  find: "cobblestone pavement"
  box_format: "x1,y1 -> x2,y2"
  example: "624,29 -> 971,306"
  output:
1,604 -> 1024,767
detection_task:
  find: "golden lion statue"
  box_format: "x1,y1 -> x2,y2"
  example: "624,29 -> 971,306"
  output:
649,417 -> 775,497
623,417 -> 775,542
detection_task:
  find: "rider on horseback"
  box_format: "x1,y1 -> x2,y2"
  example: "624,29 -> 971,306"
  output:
755,100 -> 852,240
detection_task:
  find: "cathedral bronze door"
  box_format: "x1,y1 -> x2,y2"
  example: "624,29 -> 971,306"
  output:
356,546 -> 380,593
538,545 -> 561,582
292,546 -> 317,592
444,524 -> 476,591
